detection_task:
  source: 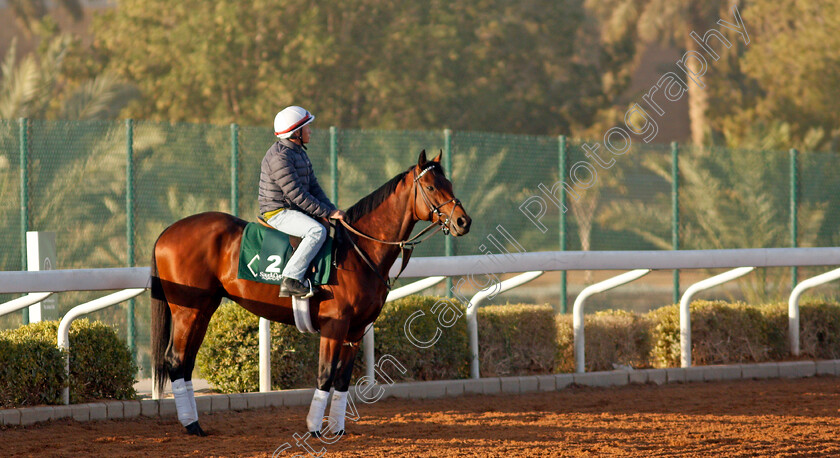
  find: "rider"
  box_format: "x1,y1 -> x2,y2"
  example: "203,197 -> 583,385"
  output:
259,106 -> 346,297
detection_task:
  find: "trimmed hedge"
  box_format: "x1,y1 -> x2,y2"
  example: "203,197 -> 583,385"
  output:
202,297 -> 560,391
199,297 -> 558,392
477,304 -> 557,377
0,336 -> 66,407
371,295 -> 469,381
0,319 -> 136,406
650,301 -> 780,367
196,303 -> 319,393
197,297 -> 469,392
762,301 -> 840,360
556,309 -> 653,372
195,297 -> 840,393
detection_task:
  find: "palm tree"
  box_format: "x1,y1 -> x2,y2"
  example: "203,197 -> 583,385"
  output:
0,33 -> 140,274
1,36 -> 139,120
601,147 -> 825,303
590,0 -> 742,146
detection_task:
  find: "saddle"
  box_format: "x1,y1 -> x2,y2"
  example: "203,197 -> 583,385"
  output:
236,218 -> 338,287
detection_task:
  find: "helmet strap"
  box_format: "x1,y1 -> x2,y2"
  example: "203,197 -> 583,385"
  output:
291,130 -> 307,149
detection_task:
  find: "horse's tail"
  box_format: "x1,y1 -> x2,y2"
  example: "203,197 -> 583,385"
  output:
150,243 -> 170,400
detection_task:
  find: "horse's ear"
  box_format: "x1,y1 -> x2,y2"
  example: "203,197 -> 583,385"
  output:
432,150 -> 443,163
418,149 -> 427,166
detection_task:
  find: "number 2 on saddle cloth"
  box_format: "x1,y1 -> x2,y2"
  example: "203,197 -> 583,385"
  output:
236,218 -> 336,288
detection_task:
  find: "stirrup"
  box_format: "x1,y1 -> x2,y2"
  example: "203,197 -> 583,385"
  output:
280,277 -> 315,298
298,278 -> 315,299
301,284 -> 315,298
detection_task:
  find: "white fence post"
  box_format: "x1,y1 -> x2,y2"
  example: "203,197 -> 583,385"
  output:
259,318 -> 271,392
26,231 -> 58,322
573,269 -> 651,373
788,267 -> 840,356
57,288 -> 146,404
466,271 -> 543,379
678,267 -> 754,367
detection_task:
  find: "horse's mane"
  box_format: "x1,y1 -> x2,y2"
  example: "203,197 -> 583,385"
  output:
345,162 -> 443,223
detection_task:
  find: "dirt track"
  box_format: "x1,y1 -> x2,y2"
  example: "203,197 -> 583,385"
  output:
3,376 -> 840,457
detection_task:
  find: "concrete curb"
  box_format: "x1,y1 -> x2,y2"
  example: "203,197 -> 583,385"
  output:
3,359 -> 838,427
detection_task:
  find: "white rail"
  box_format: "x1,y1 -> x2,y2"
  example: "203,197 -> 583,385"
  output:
679,267 -> 755,367
573,269 -> 651,373
57,288 -> 147,404
388,248 -> 840,277
2,248 -> 839,293
0,267 -> 150,293
0,247 -> 840,294
0,292 -> 54,317
467,271 -> 544,379
788,267 -> 840,356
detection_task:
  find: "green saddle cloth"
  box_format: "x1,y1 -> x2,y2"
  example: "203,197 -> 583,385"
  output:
237,222 -> 333,286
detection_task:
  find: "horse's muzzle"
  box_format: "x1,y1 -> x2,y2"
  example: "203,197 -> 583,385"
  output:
451,214 -> 471,236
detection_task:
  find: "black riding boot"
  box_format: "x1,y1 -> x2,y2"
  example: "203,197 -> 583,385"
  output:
279,277 -> 312,297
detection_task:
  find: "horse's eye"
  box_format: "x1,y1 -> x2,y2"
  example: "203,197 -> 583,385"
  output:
427,186 -> 434,191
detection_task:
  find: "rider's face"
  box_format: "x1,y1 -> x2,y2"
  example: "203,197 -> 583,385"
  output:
300,125 -> 312,144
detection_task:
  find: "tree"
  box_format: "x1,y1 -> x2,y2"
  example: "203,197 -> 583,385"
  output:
0,33 -> 141,275
7,0 -> 83,36
592,0 -> 748,146
0,35 -> 138,120
726,0 -> 840,150
83,0 -> 638,135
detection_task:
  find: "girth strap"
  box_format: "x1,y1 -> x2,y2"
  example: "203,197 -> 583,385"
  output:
292,296 -> 318,334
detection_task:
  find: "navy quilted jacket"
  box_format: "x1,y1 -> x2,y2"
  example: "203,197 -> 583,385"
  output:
258,139 -> 336,218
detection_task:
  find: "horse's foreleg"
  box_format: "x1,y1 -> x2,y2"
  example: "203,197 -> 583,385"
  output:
306,319 -> 349,435
326,343 -> 360,436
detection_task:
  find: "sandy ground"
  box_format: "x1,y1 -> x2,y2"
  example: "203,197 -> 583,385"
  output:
3,376 -> 840,457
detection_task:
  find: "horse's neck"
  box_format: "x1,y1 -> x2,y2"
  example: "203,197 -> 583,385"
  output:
351,183 -> 417,274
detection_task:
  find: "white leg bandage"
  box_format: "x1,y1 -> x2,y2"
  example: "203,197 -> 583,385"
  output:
186,380 -> 199,422
306,389 -> 330,433
172,378 -> 198,427
328,390 -> 348,433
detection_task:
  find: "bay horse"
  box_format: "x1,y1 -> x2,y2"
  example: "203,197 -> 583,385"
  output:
150,150 -> 470,436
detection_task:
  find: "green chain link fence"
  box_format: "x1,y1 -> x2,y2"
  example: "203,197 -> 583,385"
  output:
2,119 -> 840,376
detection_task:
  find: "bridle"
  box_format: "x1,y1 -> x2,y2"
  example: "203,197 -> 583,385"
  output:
339,164 -> 464,289
412,165 -> 461,236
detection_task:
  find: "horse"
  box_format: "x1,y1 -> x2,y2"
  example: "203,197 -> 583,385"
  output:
150,150 -> 471,437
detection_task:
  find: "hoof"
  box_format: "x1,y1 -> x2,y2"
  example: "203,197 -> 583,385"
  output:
186,421 -> 208,437
311,429 -> 344,438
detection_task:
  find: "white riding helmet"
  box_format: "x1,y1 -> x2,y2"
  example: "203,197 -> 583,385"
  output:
274,106 -> 315,139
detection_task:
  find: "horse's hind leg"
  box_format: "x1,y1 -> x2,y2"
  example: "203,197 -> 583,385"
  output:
166,296 -> 220,436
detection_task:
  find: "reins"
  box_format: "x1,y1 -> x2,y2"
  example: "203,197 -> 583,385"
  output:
339,164 -> 462,289
339,217 -> 442,248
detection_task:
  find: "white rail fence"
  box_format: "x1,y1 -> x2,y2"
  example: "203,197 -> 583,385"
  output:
573,269 -> 651,373
2,248 -> 840,399
677,267 -> 755,367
